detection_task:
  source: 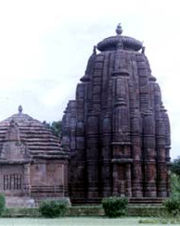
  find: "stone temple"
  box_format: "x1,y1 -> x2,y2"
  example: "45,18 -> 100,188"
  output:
62,24 -> 171,204
0,106 -> 68,207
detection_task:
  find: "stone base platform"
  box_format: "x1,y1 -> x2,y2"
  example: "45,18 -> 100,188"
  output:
5,196 -> 35,208
71,197 -> 166,205
34,196 -> 71,207
5,196 -> 71,208
129,197 -> 165,204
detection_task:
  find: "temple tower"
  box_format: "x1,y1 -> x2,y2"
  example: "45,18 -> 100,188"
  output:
62,24 -> 171,204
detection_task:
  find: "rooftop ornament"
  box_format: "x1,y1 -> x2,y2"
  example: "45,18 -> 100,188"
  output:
97,23 -> 142,51
18,105 -> 23,114
116,23 -> 123,35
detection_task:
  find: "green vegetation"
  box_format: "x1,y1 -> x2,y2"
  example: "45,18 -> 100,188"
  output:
170,173 -> 180,199
67,205 -> 104,216
102,196 -> 128,218
43,120 -> 62,138
1,205 -> 165,218
139,217 -> 180,224
39,200 -> 68,218
2,207 -> 40,217
163,196 -> 180,216
0,194 -> 5,216
49,121 -> 62,137
127,205 -> 164,217
171,157 -> 180,176
162,171 -> 180,216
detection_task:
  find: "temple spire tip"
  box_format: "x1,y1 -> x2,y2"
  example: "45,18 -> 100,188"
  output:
116,23 -> 123,35
18,105 -> 23,114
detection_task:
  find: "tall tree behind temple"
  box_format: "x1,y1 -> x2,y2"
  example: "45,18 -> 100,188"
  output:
51,121 -> 62,138
171,158 -> 180,176
43,121 -> 62,138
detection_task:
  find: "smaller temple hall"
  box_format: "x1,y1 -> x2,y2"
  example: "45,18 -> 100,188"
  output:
0,106 -> 68,206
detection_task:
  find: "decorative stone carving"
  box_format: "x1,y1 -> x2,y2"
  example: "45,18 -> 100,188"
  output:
62,24 -> 171,204
1,119 -> 30,161
0,106 -> 69,206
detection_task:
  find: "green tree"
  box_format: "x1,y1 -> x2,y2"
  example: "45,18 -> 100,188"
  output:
170,173 -> 180,198
171,158 -> 180,176
169,158 -> 180,198
50,121 -> 62,137
43,120 -> 62,138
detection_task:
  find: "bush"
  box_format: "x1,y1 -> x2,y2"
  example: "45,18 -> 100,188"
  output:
163,197 -> 180,216
170,173 -> 180,198
39,199 -> 68,218
0,193 -> 5,216
102,196 -> 128,217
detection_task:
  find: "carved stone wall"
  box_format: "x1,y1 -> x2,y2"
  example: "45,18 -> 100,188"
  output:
0,107 -> 69,204
30,160 -> 68,197
0,164 -> 24,196
62,25 -> 171,203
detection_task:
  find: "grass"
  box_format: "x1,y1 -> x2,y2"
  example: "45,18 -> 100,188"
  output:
0,217 -> 177,226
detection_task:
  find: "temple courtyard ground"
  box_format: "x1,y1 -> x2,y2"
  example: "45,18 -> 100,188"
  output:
0,217 -> 176,226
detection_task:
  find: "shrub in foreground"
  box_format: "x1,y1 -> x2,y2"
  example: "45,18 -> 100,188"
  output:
102,196 -> 128,217
39,199 -> 68,218
0,193 -> 5,216
163,197 -> 180,216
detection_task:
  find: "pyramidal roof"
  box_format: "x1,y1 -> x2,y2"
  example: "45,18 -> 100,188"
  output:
0,106 -> 68,160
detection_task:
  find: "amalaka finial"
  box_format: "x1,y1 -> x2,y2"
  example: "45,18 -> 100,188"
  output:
18,105 -> 23,114
116,23 -> 123,35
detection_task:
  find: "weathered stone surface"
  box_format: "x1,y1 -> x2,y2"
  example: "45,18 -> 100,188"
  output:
62,24 -> 171,204
0,106 -> 69,206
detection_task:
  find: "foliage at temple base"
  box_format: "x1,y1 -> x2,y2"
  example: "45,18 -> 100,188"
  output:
0,193 -> 5,216
39,200 -> 68,218
102,196 -> 128,218
162,172 -> 180,216
163,197 -> 180,216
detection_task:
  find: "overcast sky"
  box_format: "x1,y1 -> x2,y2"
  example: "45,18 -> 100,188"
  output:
0,0 -> 179,159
